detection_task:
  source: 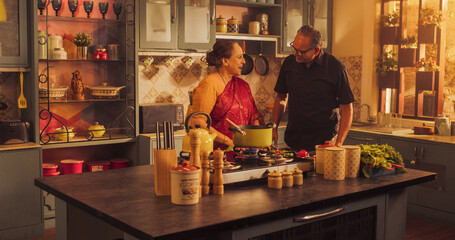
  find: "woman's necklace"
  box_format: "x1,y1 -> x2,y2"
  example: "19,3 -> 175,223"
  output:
217,71 -> 243,109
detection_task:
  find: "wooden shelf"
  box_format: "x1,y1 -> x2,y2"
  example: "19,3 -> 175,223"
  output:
38,15 -> 120,24
40,136 -> 136,149
39,98 -> 126,104
38,59 -> 125,63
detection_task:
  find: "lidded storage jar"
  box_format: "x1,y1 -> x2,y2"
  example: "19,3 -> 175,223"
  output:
170,161 -> 200,205
51,48 -> 67,60
342,145 -> 361,178
293,168 -> 303,185
267,170 -> 282,189
216,15 -> 227,33
315,141 -> 335,174
324,147 -> 346,181
227,16 -> 239,33
281,169 -> 293,187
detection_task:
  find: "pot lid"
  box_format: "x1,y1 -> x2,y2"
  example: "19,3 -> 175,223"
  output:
293,167 -> 303,174
88,122 -> 105,130
268,170 -> 282,177
316,141 -> 336,149
216,15 -> 226,22
43,163 -> 58,169
280,169 -> 292,176
228,16 -> 238,24
171,161 -> 198,171
325,147 -> 345,152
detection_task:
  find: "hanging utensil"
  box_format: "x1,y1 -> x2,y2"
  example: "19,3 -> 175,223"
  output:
156,121 -> 161,149
241,41 -> 254,75
170,121 -> 175,149
255,42 -> 269,76
18,72 -> 27,108
225,118 -> 246,135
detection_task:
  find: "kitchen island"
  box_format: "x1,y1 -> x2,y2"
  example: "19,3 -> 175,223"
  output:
35,166 -> 435,240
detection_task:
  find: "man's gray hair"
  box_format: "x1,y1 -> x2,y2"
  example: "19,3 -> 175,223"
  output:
297,25 -> 322,49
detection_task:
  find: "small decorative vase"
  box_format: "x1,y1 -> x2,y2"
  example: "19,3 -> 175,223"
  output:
71,70 -> 85,100
77,46 -> 88,60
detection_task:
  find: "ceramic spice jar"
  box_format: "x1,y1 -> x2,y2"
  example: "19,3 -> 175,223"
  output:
227,16 -> 239,33
281,169 -> 293,187
324,147 -> 346,181
315,141 -> 336,174
267,170 -> 282,189
293,168 -> 303,186
216,15 -> 227,33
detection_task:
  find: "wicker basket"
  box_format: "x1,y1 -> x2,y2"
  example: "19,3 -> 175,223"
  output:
39,87 -> 68,99
87,84 -> 125,99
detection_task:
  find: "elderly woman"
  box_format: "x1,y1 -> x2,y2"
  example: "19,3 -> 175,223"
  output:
191,40 -> 264,149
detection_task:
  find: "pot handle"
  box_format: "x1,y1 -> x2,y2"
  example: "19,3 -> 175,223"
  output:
184,112 -> 212,132
228,125 -> 243,134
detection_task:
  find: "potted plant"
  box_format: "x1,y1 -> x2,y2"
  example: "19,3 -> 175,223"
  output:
376,51 -> 398,88
73,32 -> 93,60
380,12 -> 400,44
398,35 -> 417,67
418,8 -> 445,44
415,57 -> 439,91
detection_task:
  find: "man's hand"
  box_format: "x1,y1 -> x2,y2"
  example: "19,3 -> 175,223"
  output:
272,127 -> 278,147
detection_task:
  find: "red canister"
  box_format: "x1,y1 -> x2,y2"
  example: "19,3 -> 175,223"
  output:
94,49 -> 103,60
100,49 -> 108,60
110,158 -> 130,169
86,161 -> 111,172
43,163 -> 58,175
60,159 -> 84,175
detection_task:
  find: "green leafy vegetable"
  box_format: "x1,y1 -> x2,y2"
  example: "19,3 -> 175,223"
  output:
360,144 -> 407,178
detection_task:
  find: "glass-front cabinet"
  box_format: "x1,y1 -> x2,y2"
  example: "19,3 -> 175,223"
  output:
282,0 -> 332,53
37,0 -> 136,146
138,0 -> 215,51
0,0 -> 28,67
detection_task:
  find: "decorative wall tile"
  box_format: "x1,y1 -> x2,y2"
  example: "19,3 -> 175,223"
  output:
339,56 -> 362,122
0,72 -> 20,120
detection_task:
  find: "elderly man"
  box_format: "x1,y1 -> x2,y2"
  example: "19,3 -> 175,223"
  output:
272,25 -> 354,151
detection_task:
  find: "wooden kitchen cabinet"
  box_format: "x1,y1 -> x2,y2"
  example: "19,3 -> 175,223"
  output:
344,131 -> 379,145
378,136 -> 455,223
138,0 -> 216,51
0,146 -> 43,239
0,0 -> 28,68
281,0 -> 333,54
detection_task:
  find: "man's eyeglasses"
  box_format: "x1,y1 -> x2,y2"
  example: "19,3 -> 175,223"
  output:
290,41 -> 313,56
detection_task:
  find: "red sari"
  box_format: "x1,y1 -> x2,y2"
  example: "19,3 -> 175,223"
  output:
210,76 -> 261,149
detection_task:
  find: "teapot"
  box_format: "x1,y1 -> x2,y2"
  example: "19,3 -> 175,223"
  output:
88,122 -> 106,138
181,112 -> 217,154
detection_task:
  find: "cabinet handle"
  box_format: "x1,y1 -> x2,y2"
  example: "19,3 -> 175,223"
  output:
420,147 -> 424,160
171,0 -> 176,24
411,147 -> 417,165
294,207 -> 345,222
347,136 -> 374,142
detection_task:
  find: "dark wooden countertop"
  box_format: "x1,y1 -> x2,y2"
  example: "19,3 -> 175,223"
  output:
35,166 -> 435,240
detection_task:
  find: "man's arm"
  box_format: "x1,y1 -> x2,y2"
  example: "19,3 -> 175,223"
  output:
335,103 -> 353,147
272,93 -> 288,146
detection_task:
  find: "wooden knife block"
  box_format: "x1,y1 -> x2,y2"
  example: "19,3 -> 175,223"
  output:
154,148 -> 177,196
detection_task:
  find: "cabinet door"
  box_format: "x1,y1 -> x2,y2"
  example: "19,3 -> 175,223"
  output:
178,0 -> 215,51
0,149 -> 42,230
281,0 -> 332,54
139,0 -> 177,50
0,0 -> 28,67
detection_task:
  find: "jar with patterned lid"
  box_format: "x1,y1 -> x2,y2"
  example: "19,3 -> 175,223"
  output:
293,168 -> 303,185
267,170 -> 282,189
281,169 -> 293,187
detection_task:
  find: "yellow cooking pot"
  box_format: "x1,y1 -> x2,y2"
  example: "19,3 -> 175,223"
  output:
88,122 -> 106,138
54,126 -> 75,141
228,123 -> 273,148
181,112 -> 217,153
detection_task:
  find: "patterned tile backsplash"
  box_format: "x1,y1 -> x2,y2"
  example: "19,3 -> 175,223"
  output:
0,72 -> 20,120
138,54 -> 363,123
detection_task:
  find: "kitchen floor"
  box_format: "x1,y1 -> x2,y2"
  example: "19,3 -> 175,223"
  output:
29,214 -> 455,240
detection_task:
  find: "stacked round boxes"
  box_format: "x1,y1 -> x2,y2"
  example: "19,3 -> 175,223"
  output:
343,145 -> 361,178
324,147 -> 346,180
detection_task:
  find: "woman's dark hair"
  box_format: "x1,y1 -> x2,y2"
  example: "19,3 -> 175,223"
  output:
297,25 -> 322,49
206,40 -> 237,68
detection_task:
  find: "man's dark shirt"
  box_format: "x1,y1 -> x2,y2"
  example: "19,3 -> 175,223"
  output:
274,50 -> 355,151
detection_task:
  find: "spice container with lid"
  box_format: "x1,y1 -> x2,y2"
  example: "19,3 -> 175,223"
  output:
170,161 -> 200,205
216,15 -> 227,33
267,170 -> 282,189
51,48 -> 67,60
324,147 -> 346,181
281,169 -> 293,187
315,141 -> 336,174
227,16 -> 239,33
293,168 -> 303,185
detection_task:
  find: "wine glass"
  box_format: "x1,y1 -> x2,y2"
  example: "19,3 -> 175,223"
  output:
68,0 -> 78,17
51,0 -> 62,16
83,1 -> 93,18
37,0 -> 47,15
113,3 -> 122,20
98,2 -> 109,19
